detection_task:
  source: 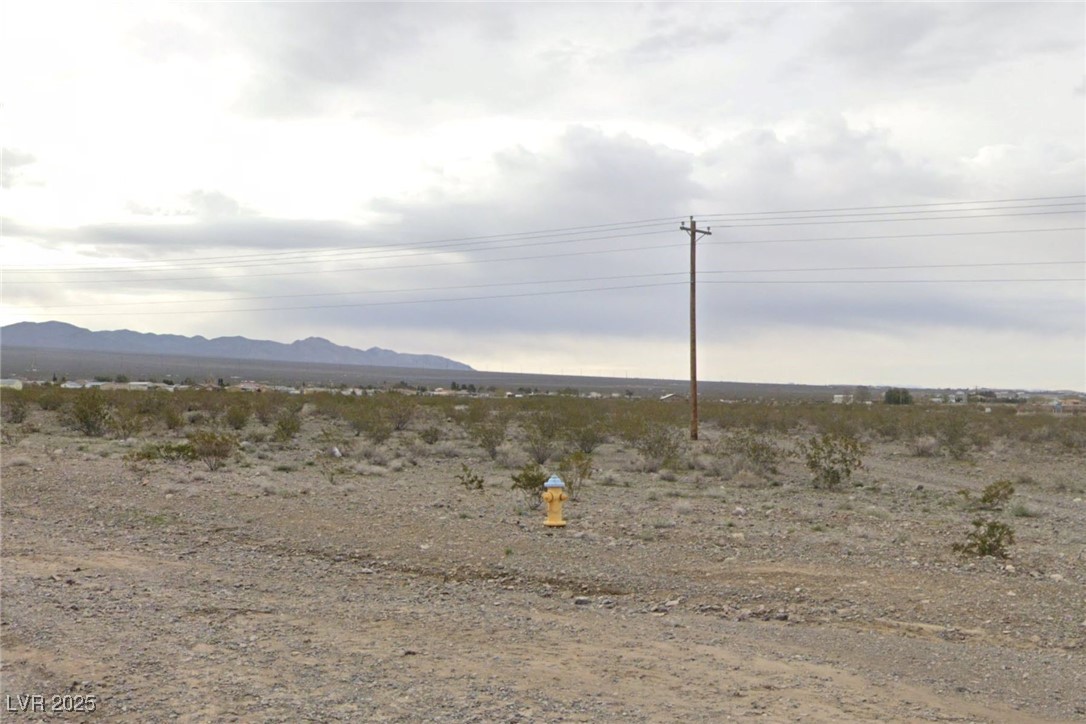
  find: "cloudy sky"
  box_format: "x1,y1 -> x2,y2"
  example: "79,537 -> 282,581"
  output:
2,2 -> 1084,390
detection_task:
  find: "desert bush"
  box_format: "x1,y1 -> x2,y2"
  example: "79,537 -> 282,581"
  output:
133,389 -> 171,417
419,425 -> 442,445
273,408 -> 302,442
109,404 -> 146,439
468,416 -> 508,460
800,432 -> 865,489
251,394 -> 277,425
632,422 -> 684,472
348,405 -> 393,444
187,430 -> 238,471
2,398 -> 28,424
455,463 -> 485,491
557,451 -> 593,500
67,389 -> 111,437
161,403 -> 185,431
937,411 -> 971,460
379,393 -> 417,432
36,386 -> 66,411
911,435 -> 939,457
979,479 -> 1014,509
565,418 -> 607,454
722,430 -> 788,475
1009,502 -> 1039,518
126,441 -> 198,463
952,518 -> 1014,558
224,401 -> 251,431
510,462 -> 548,508
520,410 -> 563,464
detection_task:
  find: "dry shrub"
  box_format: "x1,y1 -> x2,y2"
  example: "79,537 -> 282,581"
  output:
912,435 -> 939,457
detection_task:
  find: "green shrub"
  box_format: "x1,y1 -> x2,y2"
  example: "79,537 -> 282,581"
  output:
978,479 -> 1014,510
273,408 -> 302,442
348,405 -> 393,444
251,395 -> 276,425
225,402 -> 251,431
2,398 -> 28,424
187,430 -> 238,471
722,430 -> 788,475
510,462 -> 548,507
455,463 -> 485,491
632,422 -> 684,472
468,416 -> 507,459
952,518 -> 1014,558
126,441 -> 197,463
521,411 -> 562,464
419,425 -> 442,445
938,411 -> 971,460
800,432 -> 865,489
67,389 -> 111,437
109,405 -> 146,439
380,393 -> 417,431
161,404 -> 185,431
37,387 -> 65,411
557,451 -> 593,500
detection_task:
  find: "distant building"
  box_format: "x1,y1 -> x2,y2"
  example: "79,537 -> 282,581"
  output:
0,378 -> 23,390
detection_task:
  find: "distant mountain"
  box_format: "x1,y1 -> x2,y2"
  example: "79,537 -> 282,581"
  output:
0,321 -> 473,371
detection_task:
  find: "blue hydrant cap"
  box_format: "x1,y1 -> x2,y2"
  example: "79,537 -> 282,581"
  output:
544,475 -> 565,488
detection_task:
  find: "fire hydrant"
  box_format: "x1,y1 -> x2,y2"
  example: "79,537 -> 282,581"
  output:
542,475 -> 568,527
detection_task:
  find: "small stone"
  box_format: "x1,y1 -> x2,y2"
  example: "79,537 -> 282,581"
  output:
573,596 -> 591,606
1049,574 -> 1064,583
733,506 -> 747,517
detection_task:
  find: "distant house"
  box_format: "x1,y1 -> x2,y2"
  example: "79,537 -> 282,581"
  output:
832,394 -> 854,405
0,378 -> 23,390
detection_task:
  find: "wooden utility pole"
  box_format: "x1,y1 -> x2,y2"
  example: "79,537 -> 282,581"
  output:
680,217 -> 711,440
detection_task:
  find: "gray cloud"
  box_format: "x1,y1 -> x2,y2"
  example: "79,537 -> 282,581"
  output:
7,123 -> 1079,347
813,3 -> 1084,83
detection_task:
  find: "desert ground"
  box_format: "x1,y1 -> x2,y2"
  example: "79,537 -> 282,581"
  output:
1,390 -> 1084,722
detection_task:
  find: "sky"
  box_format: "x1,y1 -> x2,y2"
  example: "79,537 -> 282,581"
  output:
2,1 -> 1084,391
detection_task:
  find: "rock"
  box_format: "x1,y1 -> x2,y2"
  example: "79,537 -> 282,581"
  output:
573,596 -> 591,606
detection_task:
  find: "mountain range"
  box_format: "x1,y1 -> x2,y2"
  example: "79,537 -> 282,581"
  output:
0,321 -> 473,371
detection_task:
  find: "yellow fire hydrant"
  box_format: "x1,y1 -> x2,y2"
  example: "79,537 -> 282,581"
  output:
542,475 -> 568,527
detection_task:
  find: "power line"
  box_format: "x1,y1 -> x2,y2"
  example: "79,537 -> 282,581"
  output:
702,226 -> 1085,247
696,194 -> 1085,219
707,208 -> 1084,230
11,276 -> 1082,318
19,259 -> 1081,311
6,222 -> 1083,287
3,220 -> 683,274
7,194 -> 1082,275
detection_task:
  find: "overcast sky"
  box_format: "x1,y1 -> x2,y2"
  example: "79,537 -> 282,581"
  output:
2,2 -> 1084,390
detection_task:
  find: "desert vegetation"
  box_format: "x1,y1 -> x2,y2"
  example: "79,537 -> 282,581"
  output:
2,382 -> 1085,720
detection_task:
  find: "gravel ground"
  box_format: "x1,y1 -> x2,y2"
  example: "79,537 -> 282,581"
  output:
2,407 -> 1084,722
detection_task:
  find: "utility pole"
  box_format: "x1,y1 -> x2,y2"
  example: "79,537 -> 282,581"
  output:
680,216 -> 711,440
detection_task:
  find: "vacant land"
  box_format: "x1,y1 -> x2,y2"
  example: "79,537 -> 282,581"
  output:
2,389 -> 1084,722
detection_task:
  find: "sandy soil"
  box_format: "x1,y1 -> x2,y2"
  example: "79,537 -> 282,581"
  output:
2,406 -> 1084,722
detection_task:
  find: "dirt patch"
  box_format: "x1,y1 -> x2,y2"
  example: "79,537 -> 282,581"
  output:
2,407 -> 1084,721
